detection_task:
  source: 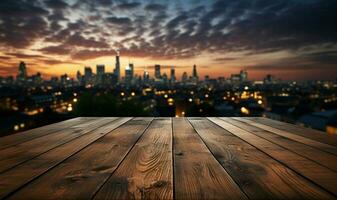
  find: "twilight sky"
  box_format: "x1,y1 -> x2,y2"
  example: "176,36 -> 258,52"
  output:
0,0 -> 336,80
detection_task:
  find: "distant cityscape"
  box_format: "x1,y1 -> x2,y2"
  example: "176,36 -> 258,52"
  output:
0,51 -> 336,136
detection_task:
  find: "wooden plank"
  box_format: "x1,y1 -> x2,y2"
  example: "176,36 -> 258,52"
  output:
191,117 -> 335,199
93,118 -> 173,200
0,117 -> 93,150
7,118 -> 153,200
250,117 -> 337,147
227,117 -> 337,172
172,118 -> 246,200
0,117 -> 132,199
236,117 -> 337,156
210,117 -> 337,197
0,117 -> 116,173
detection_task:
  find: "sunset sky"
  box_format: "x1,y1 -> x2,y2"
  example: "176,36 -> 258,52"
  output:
0,0 -> 336,81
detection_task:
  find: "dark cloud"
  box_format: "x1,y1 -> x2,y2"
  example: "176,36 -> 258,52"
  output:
44,0 -> 68,10
38,45 -> 71,55
116,2 -> 141,10
106,16 -> 132,25
66,33 -> 109,48
0,0 -> 49,48
144,3 -> 166,11
0,0 -> 48,16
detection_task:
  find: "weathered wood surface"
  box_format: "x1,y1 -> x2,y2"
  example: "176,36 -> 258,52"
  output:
0,117 -> 336,200
173,118 -> 246,200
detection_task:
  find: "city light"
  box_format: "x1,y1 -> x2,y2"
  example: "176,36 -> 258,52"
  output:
14,125 -> 19,131
241,107 -> 250,115
0,51 -> 336,136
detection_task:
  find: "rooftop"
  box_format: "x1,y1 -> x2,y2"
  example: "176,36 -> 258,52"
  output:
0,117 -> 337,199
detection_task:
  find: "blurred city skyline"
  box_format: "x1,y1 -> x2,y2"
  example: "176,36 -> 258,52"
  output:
0,0 -> 337,81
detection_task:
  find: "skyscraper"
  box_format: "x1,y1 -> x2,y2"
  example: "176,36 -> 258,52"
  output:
96,65 -> 105,85
84,66 -> 92,83
170,68 -> 176,83
125,63 -> 134,84
143,67 -> 149,82
114,50 -> 120,81
97,65 -> 105,76
192,64 -> 198,81
182,72 -> 188,83
240,70 -> 248,82
155,64 -> 161,79
17,61 -> 27,82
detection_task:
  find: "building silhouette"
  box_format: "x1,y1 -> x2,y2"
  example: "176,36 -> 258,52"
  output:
170,68 -> 176,83
114,50 -> 121,81
155,64 -> 161,79
17,61 -> 27,82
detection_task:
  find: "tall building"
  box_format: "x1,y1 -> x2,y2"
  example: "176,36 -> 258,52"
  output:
240,70 -> 248,82
96,65 -> 105,85
17,61 -> 27,82
154,64 -> 161,79
84,66 -> 92,83
192,64 -> 198,82
182,72 -> 188,83
143,67 -> 150,82
97,65 -> 105,76
76,70 -> 83,85
125,63 -> 134,84
114,50 -> 120,81
76,70 -> 81,81
170,68 -> 176,83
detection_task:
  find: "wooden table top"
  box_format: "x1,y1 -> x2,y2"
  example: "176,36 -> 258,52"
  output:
1,117 -> 337,199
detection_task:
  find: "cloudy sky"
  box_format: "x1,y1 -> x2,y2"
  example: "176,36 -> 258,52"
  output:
0,0 -> 336,80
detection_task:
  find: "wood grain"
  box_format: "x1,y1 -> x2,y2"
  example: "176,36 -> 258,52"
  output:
227,117 -> 337,172
94,118 -> 173,200
7,118 -> 153,200
0,117 -> 92,150
190,117 -> 335,199
250,117 -> 337,147
0,118 -> 116,173
210,117 -> 337,197
0,117 -> 131,199
236,117 -> 337,156
172,118 -> 247,200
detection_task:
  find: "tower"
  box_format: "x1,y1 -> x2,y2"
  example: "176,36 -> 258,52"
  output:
17,61 -> 27,82
192,64 -> 198,81
114,50 -> 120,81
97,65 -> 105,76
125,63 -> 134,84
96,65 -> 105,84
154,64 -> 161,79
240,70 -> 248,82
170,67 -> 176,83
143,66 -> 149,82
84,66 -> 92,84
182,72 -> 188,83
